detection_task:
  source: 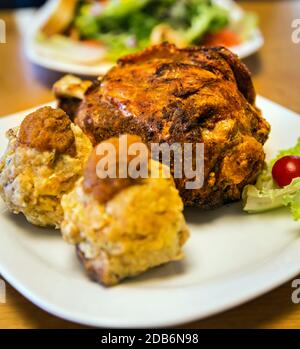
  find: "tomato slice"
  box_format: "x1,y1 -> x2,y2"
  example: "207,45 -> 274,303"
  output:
203,29 -> 242,47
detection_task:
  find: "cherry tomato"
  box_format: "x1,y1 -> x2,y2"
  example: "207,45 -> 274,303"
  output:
272,155 -> 300,187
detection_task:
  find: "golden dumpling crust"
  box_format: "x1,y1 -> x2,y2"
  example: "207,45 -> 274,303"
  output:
62,177 -> 189,286
61,135 -> 189,286
0,108 -> 92,228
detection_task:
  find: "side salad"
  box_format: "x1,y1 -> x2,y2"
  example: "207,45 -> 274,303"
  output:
243,139 -> 300,220
38,0 -> 258,63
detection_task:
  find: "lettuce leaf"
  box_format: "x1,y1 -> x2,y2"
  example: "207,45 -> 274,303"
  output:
100,0 -> 150,19
243,138 -> 300,220
73,0 -> 230,59
184,5 -> 228,43
234,12 -> 258,41
270,138 -> 300,167
243,178 -> 300,215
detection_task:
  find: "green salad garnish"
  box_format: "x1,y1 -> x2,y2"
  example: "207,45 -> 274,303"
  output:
243,138 -> 300,220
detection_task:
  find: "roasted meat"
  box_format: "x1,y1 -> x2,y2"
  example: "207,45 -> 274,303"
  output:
56,43 -> 270,208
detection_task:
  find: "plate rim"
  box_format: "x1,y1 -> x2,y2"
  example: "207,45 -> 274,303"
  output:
25,30 -> 264,77
0,96 -> 300,328
1,230 -> 300,328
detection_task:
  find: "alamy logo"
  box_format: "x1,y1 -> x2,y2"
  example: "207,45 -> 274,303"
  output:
0,20 -> 6,44
95,135 -> 205,190
291,278 -> 300,304
0,279 -> 6,303
291,19 -> 300,44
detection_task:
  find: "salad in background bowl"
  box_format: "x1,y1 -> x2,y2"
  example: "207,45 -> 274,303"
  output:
27,0 -> 264,75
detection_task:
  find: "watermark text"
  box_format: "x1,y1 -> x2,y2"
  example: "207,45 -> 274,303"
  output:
291,278 -> 300,304
95,135 -> 205,189
0,279 -> 6,303
292,19 -> 300,44
0,20 -> 6,44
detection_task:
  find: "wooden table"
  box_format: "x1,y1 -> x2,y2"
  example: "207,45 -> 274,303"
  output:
0,1 -> 300,329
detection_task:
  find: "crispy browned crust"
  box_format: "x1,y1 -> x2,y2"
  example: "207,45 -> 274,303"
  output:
83,134 -> 147,203
18,107 -> 76,156
76,245 -> 119,286
68,43 -> 270,208
57,97 -> 82,122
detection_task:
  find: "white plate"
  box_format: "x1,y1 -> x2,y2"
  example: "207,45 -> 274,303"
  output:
25,30 -> 264,77
0,97 -> 300,328
20,1 -> 264,76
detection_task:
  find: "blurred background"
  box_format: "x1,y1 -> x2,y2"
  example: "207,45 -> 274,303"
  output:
0,1 -> 46,8
0,0 -> 299,115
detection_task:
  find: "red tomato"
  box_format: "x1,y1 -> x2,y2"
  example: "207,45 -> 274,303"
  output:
82,39 -> 103,47
272,155 -> 300,187
202,30 -> 241,47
